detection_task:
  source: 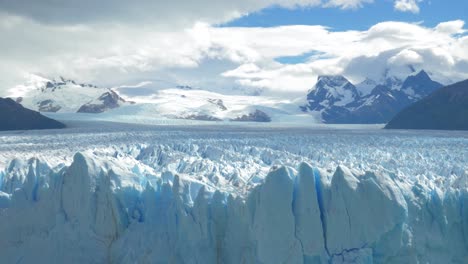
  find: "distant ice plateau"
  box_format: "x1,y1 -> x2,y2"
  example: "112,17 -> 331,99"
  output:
0,123 -> 467,263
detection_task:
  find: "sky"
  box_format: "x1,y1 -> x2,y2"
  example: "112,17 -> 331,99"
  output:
0,0 -> 467,97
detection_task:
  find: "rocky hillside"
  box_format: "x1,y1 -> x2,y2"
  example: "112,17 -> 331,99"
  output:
0,97 -> 65,131
386,79 -> 468,130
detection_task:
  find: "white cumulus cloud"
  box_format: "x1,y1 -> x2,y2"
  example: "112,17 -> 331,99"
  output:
0,1 -> 466,97
394,0 -> 421,14
323,0 -> 374,9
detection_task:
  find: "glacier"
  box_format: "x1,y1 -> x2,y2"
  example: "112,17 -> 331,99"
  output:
0,123 -> 467,263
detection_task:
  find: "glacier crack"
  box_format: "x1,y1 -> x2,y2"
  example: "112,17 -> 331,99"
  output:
313,167 -> 330,258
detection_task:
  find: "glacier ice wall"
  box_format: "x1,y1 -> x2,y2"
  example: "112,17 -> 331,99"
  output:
0,152 -> 467,264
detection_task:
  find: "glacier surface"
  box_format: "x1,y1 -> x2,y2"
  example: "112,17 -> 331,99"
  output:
0,123 -> 467,263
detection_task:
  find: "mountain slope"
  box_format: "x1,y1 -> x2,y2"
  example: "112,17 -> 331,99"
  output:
13,76 -> 129,113
100,88 -> 316,124
0,97 -> 65,131
304,70 -> 443,124
386,79 -> 468,130
306,75 -> 360,111
12,76 -> 306,122
399,70 -> 444,100
77,90 -> 133,113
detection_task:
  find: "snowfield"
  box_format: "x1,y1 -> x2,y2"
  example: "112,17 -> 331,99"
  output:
0,122 -> 467,263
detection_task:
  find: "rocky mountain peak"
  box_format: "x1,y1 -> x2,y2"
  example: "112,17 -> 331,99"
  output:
304,70 -> 444,124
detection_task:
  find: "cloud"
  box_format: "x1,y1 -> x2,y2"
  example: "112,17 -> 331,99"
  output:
0,0 -> 411,27
323,0 -> 374,9
0,0 -> 322,26
435,20 -> 466,35
216,20 -> 468,93
0,1 -> 466,97
388,50 -> 424,66
394,0 -> 421,14
2,16 -> 468,97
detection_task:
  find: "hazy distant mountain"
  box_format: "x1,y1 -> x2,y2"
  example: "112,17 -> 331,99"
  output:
386,79 -> 468,130
9,70 -> 448,125
78,90 -> 133,113
14,75 -> 130,113
103,88 -> 290,123
0,97 -> 65,131
304,70 -> 443,124
10,75 -> 311,123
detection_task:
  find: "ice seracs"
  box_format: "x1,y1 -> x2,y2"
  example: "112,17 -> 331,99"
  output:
0,124 -> 466,263
0,150 -> 466,263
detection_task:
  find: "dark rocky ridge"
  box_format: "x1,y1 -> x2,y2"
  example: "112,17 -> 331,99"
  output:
37,99 -> 62,112
386,79 -> 468,130
231,110 -> 271,122
0,98 -> 65,131
207,99 -> 227,111
181,114 -> 222,121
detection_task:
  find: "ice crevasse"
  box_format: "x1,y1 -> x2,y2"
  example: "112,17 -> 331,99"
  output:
0,152 -> 467,264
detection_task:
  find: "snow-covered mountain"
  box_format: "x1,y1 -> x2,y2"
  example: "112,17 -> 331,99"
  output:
304,70 -> 443,124
9,75 -> 307,123
355,78 -> 377,96
11,75 -> 131,113
98,88 -> 313,124
8,70 -> 443,125
306,75 -> 361,111
77,90 -> 131,113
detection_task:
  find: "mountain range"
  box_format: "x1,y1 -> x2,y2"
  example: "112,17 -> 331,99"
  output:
7,70 -> 455,126
14,76 -> 132,114
9,75 -> 312,124
303,70 -> 443,124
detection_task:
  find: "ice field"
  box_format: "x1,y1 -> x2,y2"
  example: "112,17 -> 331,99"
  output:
0,121 -> 467,263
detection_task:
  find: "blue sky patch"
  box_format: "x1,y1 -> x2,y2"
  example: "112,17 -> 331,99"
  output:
275,51 -> 327,64
221,1 -> 468,31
